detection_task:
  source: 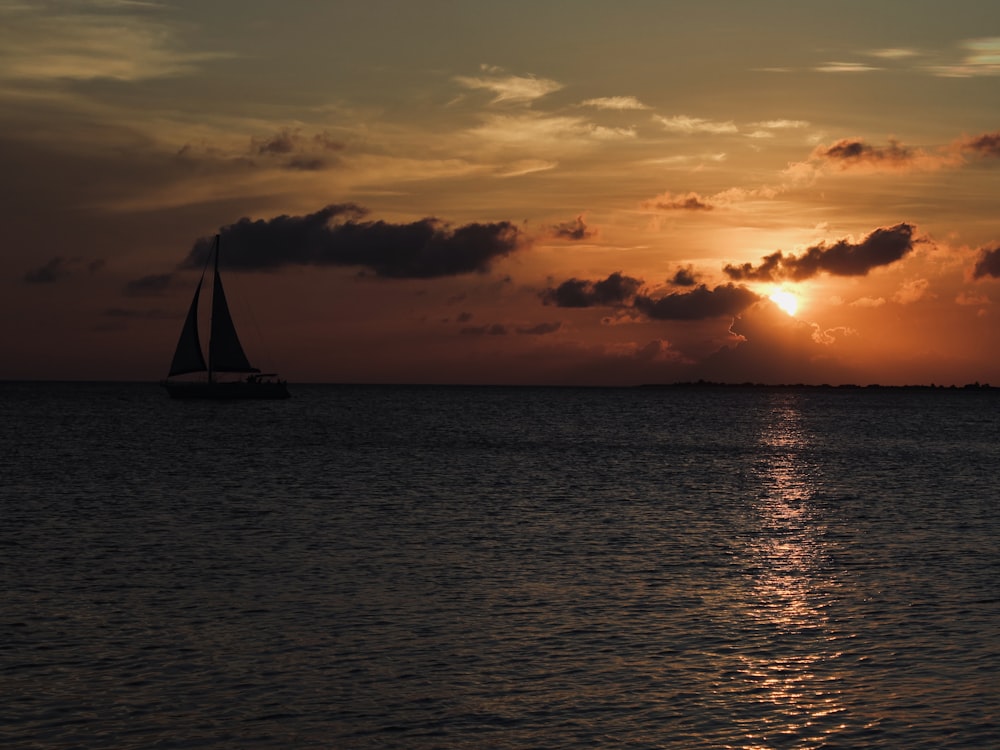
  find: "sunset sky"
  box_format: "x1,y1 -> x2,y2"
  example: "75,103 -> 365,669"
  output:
3,0 -> 999,385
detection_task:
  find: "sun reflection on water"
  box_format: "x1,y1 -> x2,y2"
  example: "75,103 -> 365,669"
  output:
735,394 -> 848,747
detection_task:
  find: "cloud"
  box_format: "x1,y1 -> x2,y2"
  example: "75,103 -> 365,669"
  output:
495,159 -> 558,177
24,255 -> 103,283
539,277 -> 763,324
248,128 -> 345,170
711,185 -> 780,202
972,246 -> 1000,279
809,138 -> 944,171
182,204 -> 525,279
469,113 -> 635,150
958,131 -> 1000,158
750,119 -> 810,129
580,96 -> 649,110
460,323 -> 508,335
640,191 -> 715,211
696,304 -> 859,385
516,322 -> 562,335
24,257 -> 72,284
254,130 -> 297,155
668,266 -> 699,287
124,273 -> 174,296
454,69 -> 563,103
541,272 -> 643,308
814,62 -> 880,73
640,185 -> 779,212
930,37 -> 1000,77
790,130 -> 998,177
892,278 -> 930,304
549,215 -> 596,241
956,291 -> 991,306
654,115 -> 738,135
724,224 -> 916,282
811,325 -> 856,345
634,283 -> 761,321
868,48 -> 919,59
0,2 -> 229,82
822,138 -> 911,163
850,296 -> 886,308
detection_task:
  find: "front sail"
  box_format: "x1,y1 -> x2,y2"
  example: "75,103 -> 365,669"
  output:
209,243 -> 258,374
167,277 -> 208,376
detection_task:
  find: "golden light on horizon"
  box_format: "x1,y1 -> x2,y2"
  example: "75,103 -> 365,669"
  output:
770,289 -> 800,317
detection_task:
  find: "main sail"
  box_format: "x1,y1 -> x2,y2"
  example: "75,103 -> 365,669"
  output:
208,237 -> 258,374
167,276 -> 208,376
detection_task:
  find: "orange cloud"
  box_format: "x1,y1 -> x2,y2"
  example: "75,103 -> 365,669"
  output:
892,278 -> 931,304
640,191 -> 715,211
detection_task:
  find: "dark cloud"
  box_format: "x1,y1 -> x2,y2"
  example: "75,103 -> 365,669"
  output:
252,129 -> 345,155
669,266 -> 699,286
634,283 -> 761,321
724,223 -> 915,282
516,321 -> 562,335
641,192 -> 714,211
812,138 -> 917,168
550,215 -> 596,240
23,256 -> 103,284
182,204 -> 525,279
255,130 -> 297,155
24,257 -> 71,283
460,323 -> 508,335
460,321 -> 560,336
541,273 -> 758,321
723,251 -> 784,282
959,131 -> 1000,158
540,271 -> 643,307
972,246 -> 1000,279
124,273 -> 174,296
250,129 -> 346,170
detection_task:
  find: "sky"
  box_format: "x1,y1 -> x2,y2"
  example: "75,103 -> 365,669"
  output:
2,0 -> 999,386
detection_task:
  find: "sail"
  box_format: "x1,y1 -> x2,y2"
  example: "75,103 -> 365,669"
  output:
209,247 -> 258,373
167,277 -> 208,376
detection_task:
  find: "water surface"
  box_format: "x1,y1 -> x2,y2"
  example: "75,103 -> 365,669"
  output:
2,383 -> 998,748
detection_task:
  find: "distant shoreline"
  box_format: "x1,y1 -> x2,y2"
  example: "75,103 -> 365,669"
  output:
639,380 -> 995,391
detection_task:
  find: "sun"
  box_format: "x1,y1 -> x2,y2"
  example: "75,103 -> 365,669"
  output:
769,289 -> 799,316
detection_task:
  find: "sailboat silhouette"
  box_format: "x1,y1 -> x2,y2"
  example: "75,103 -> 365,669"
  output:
162,235 -> 289,399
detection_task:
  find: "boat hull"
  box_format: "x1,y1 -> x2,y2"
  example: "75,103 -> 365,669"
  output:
162,380 -> 290,400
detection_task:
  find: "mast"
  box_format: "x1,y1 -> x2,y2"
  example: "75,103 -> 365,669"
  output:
208,235 -> 219,383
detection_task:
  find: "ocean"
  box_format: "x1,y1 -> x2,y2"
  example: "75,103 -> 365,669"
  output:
2,382 -> 998,748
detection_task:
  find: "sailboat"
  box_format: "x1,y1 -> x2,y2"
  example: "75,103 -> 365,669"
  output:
162,234 -> 290,399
